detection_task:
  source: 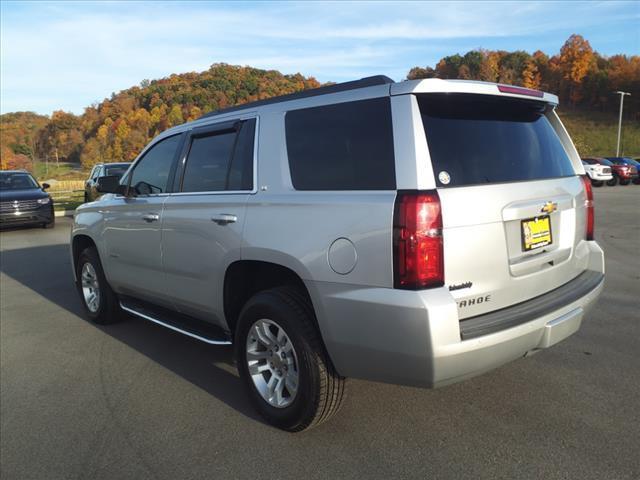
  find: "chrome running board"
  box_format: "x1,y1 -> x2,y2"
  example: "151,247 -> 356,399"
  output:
120,300 -> 232,345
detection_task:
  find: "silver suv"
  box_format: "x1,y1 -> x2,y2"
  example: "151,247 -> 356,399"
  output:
70,76 -> 605,431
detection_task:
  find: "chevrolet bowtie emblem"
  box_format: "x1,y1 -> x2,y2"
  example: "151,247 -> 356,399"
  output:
541,201 -> 558,214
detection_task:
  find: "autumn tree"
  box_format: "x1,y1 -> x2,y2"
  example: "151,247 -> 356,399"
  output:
557,34 -> 595,105
36,110 -> 83,164
479,50 -> 501,82
522,59 -> 541,89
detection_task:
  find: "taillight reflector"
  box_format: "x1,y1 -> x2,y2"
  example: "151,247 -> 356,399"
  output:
497,85 -> 544,98
580,175 -> 594,240
393,191 -> 444,289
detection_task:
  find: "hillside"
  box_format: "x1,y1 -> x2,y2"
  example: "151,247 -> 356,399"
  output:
558,109 -> 639,158
0,112 -> 49,171
1,34 -> 638,176
1,64 -> 321,172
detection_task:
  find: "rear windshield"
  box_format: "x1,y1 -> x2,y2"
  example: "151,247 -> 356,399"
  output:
418,94 -> 575,187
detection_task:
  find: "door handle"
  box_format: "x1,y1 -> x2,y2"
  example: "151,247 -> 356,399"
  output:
142,213 -> 160,223
211,213 -> 237,225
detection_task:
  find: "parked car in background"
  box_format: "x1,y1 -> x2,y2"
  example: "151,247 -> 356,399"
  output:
84,163 -> 131,202
581,158 -> 613,186
0,170 -> 54,229
604,157 -> 639,186
605,157 -> 640,185
582,157 -> 632,186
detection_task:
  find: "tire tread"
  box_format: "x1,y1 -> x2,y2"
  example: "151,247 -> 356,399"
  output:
248,286 -> 347,432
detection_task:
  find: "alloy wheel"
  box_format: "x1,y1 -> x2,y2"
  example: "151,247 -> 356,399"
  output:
246,319 -> 299,408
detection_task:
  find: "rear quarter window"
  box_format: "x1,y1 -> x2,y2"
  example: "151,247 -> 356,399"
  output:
285,98 -> 396,190
418,94 -> 575,187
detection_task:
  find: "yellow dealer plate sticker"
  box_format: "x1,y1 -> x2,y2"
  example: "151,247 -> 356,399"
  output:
521,215 -> 552,251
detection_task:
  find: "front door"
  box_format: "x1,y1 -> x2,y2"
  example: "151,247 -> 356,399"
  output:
102,133 -> 183,306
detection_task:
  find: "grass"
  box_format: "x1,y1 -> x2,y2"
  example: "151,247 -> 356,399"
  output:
33,162 -> 87,182
558,109 -> 639,158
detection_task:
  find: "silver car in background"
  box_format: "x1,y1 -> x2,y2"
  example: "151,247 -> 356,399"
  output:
70,76 -> 604,431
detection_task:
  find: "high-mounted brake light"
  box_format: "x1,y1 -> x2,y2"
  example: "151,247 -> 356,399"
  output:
580,175 -> 594,241
393,191 -> 444,289
497,85 -> 544,98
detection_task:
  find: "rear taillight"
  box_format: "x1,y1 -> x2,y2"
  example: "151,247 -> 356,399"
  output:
580,175 -> 594,240
393,191 -> 444,289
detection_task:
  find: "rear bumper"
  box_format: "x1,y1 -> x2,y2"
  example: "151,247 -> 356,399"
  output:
312,241 -> 604,388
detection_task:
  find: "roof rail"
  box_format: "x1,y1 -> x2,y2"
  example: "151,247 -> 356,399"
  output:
199,75 -> 394,119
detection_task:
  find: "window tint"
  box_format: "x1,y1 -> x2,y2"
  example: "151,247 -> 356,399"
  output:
181,119 -> 255,192
228,119 -> 256,190
130,134 -> 181,195
418,94 -> 575,187
285,98 -> 396,190
104,165 -> 129,177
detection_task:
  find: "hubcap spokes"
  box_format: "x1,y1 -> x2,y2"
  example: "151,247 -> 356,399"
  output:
81,263 -> 101,313
246,319 -> 299,408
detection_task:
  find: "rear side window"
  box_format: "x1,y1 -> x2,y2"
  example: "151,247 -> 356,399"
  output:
285,98 -> 395,190
418,94 -> 575,187
181,119 -> 255,192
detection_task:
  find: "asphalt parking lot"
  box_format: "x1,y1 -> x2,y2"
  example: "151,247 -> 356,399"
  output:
1,187 -> 639,480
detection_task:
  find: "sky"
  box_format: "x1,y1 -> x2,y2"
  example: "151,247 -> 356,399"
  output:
1,1 -> 638,115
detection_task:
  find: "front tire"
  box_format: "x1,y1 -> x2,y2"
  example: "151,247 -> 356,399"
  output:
606,176 -> 618,186
236,287 -> 346,432
76,247 -> 121,324
619,179 -> 630,186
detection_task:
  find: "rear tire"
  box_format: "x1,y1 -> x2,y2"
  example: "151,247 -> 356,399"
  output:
591,179 -> 603,187
606,176 -> 618,186
236,286 -> 346,432
76,247 -> 121,324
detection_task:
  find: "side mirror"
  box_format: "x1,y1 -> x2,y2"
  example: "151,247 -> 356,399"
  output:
42,183 -> 50,190
96,175 -> 126,195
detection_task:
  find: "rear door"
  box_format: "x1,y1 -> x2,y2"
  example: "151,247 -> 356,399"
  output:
416,93 -> 590,319
161,118 -> 256,326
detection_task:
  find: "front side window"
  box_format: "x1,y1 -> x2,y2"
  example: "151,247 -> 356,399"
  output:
129,135 -> 182,195
180,119 -> 256,192
285,98 -> 396,190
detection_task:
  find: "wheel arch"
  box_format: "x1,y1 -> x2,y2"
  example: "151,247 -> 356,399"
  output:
223,259 -> 319,341
71,234 -> 97,280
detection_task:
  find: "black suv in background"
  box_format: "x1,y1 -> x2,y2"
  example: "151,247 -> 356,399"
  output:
84,163 -> 131,202
0,170 -> 54,229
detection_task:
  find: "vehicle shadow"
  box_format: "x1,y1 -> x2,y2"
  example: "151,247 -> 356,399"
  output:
0,243 -> 264,424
